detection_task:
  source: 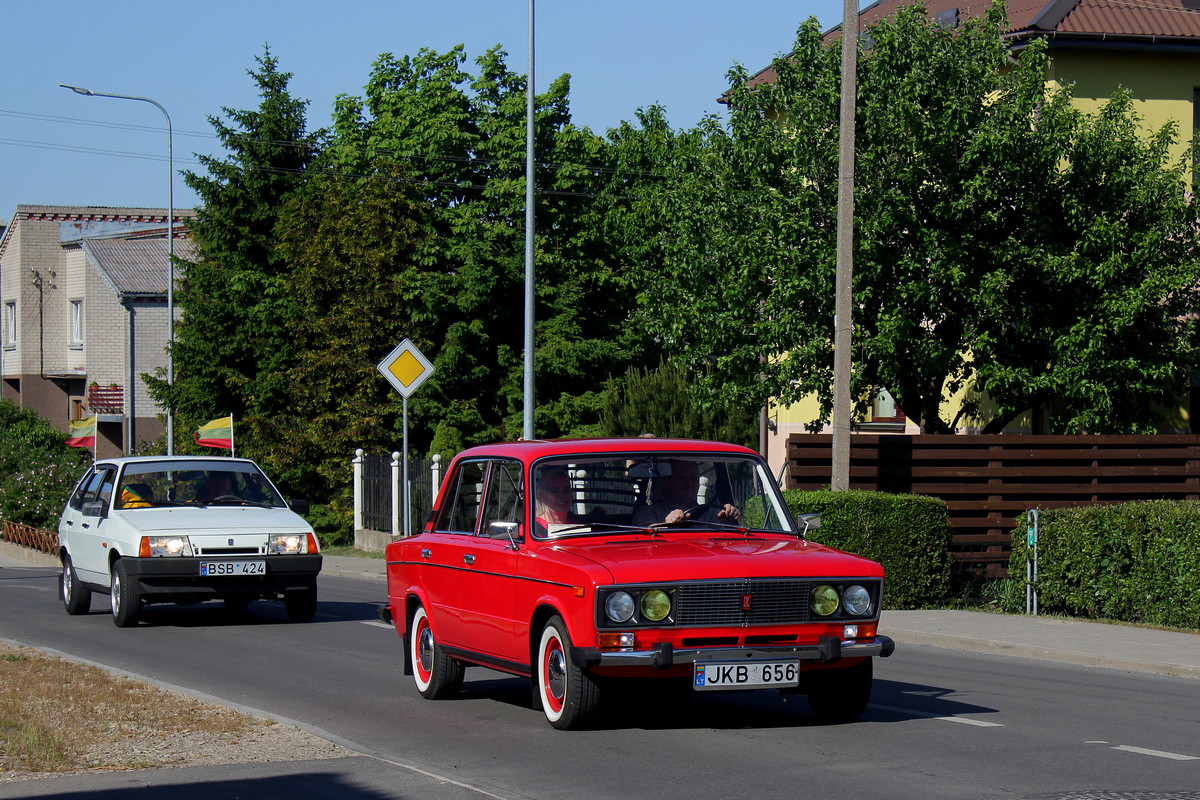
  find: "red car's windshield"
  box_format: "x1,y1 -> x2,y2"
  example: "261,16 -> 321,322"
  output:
531,453 -> 793,539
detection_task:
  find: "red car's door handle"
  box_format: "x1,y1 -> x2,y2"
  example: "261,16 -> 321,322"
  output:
463,554 -> 475,566
420,549 -> 432,559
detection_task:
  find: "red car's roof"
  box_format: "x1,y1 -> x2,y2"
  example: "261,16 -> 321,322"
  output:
452,438 -> 760,462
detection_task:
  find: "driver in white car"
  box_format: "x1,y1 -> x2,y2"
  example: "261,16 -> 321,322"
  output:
193,472 -> 235,504
632,459 -> 741,526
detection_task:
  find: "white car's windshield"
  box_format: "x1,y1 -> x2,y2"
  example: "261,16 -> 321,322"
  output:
531,453 -> 793,539
116,460 -> 287,509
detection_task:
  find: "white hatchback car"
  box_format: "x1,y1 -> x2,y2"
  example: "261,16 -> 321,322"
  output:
58,456 -> 322,627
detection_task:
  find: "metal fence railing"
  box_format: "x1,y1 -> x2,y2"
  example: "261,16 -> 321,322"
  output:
353,450 -> 444,538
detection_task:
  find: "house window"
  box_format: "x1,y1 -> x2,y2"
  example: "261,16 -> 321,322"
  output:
70,300 -> 83,346
873,388 -> 904,421
3,301 -> 14,347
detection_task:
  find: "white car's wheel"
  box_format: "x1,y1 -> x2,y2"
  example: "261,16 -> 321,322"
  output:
536,615 -> 600,730
110,559 -> 141,628
284,585 -> 317,622
410,605 -> 463,699
61,555 -> 91,615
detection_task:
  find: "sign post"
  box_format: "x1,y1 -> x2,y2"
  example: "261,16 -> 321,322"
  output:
376,339 -> 435,537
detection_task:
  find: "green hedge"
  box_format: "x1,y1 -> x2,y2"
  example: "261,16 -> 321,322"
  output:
1010,502 -> 1200,628
783,489 -> 952,609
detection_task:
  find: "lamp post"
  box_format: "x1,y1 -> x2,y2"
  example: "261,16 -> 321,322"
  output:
60,84 -> 175,456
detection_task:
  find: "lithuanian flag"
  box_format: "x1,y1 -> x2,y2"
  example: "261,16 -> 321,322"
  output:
195,415 -> 234,450
66,416 -> 96,448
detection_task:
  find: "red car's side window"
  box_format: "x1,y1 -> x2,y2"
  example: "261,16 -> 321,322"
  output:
480,460 -> 524,536
442,460 -> 488,534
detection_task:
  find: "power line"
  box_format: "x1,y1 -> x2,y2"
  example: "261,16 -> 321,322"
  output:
1,106 -> 672,181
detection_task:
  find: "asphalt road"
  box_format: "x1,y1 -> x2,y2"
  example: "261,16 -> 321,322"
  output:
2,559 -> 1198,800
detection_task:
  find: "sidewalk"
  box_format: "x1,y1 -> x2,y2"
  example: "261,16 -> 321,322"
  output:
8,546 -> 1198,680
880,609 -> 1200,680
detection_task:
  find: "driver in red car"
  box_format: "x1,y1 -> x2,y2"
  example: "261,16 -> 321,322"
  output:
632,459 -> 741,526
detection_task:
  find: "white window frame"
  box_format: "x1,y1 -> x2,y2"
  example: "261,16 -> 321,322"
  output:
69,299 -> 83,347
3,300 -> 15,347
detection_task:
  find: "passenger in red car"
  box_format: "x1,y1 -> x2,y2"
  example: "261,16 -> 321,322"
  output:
535,467 -> 577,528
632,459 -> 741,526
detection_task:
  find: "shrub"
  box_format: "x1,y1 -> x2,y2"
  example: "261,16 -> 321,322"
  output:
0,401 -> 90,530
1010,502 -> 1200,628
783,489 -> 953,609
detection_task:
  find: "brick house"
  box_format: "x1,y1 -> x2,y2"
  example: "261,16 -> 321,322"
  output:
0,205 -> 195,457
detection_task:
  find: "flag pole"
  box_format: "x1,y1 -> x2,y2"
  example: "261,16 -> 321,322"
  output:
229,414 -> 235,458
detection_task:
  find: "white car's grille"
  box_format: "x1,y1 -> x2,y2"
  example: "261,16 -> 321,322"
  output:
194,546 -> 262,556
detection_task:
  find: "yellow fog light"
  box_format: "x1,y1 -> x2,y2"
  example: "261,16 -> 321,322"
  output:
812,584 -> 839,616
640,590 -> 671,622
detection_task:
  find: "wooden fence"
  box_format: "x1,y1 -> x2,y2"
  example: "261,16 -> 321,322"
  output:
1,520 -> 59,555
785,434 -> 1200,577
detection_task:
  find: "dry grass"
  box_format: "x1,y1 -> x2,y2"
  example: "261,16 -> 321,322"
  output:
0,642 -> 348,781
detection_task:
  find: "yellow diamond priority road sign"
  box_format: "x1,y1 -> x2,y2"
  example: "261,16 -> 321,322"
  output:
377,339 -> 434,398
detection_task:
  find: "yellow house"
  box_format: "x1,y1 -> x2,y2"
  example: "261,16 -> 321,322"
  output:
754,0 -> 1200,472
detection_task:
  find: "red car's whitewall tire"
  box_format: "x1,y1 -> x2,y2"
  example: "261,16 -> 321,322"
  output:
537,615 -> 600,730
410,605 -> 463,699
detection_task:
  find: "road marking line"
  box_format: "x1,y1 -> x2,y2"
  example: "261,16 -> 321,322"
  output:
870,703 -> 1003,726
361,620 -> 393,629
1111,745 -> 1199,761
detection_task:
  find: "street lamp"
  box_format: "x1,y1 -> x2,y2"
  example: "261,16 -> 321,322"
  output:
60,83 -> 175,456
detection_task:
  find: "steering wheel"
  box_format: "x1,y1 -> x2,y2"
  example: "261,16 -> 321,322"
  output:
212,494 -> 243,503
682,504 -> 712,519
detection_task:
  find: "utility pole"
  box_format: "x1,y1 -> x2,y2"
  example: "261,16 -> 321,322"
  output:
831,0 -> 858,491
522,0 -> 537,440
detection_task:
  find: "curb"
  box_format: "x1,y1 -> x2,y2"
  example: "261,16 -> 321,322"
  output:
0,539 -> 59,568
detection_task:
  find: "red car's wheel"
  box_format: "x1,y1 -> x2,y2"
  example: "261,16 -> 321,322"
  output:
805,658 -> 873,723
536,615 -> 600,730
410,605 -> 463,699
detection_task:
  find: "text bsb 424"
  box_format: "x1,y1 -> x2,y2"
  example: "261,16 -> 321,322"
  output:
380,438 -> 894,730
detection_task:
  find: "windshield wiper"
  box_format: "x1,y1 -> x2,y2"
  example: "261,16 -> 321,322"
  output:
652,518 -> 749,533
200,498 -> 275,508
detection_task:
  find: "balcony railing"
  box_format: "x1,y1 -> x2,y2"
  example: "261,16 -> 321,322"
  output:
86,384 -> 124,414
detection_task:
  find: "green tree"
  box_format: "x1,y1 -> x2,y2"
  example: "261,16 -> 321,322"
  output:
326,46 -> 657,448
635,2 -> 1200,434
264,166 -> 432,502
148,46 -> 318,451
599,360 -> 758,447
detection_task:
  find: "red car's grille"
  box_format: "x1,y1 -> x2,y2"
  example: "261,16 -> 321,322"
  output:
674,579 -> 812,626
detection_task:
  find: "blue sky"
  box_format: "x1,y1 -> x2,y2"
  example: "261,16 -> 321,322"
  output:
0,1 -> 856,221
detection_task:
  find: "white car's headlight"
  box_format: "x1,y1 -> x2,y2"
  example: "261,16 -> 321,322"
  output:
268,533 -> 309,554
141,536 -> 192,557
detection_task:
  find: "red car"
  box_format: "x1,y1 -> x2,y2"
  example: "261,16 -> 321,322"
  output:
380,438 -> 894,729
